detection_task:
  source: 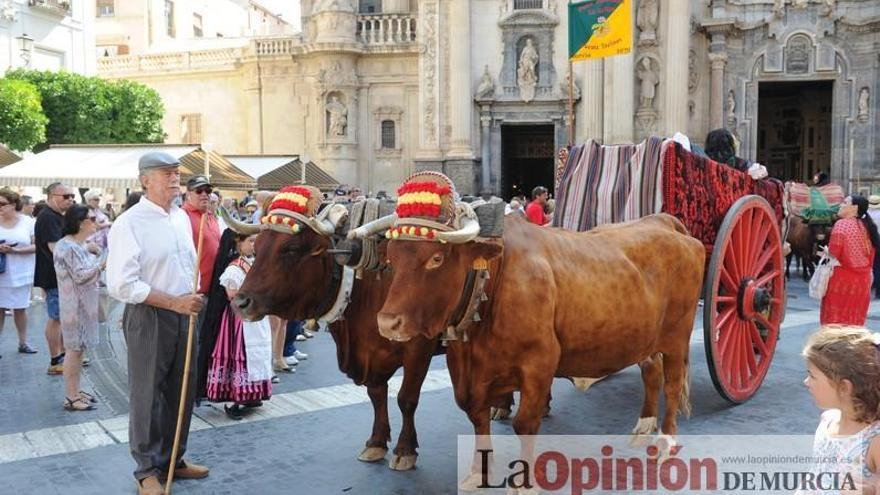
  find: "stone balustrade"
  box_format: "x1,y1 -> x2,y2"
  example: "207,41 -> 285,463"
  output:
253,38 -> 296,56
97,48 -> 243,75
357,14 -> 417,45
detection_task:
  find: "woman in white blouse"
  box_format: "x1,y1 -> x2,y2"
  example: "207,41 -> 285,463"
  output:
0,188 -> 37,356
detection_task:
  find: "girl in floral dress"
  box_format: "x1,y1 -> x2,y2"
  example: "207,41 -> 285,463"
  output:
204,231 -> 272,419
802,327 -> 880,494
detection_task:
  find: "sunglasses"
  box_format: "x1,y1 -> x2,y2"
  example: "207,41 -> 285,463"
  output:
53,193 -> 76,200
193,187 -> 213,195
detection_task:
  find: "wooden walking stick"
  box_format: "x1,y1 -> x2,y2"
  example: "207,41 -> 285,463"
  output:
165,212 -> 207,495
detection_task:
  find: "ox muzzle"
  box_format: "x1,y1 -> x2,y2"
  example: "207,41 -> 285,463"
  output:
377,312 -> 414,342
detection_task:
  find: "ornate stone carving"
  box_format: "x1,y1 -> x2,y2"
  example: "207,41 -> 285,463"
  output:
317,61 -> 357,91
786,35 -> 811,74
637,57 -> 659,111
773,0 -> 785,17
0,0 -> 16,22
792,0 -> 808,9
858,87 -> 870,123
517,38 -> 539,103
688,50 -> 700,94
821,0 -> 836,16
476,65 -> 495,99
312,0 -> 354,13
326,94 -> 348,136
559,72 -> 580,100
637,0 -> 659,46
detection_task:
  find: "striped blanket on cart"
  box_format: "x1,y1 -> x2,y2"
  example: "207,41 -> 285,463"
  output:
553,137 -> 667,231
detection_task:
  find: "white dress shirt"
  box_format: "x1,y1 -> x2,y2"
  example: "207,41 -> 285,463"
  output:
107,196 -> 197,305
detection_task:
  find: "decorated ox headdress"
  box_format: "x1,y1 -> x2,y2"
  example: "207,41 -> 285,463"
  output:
349,171 -> 481,244
220,185 -> 348,237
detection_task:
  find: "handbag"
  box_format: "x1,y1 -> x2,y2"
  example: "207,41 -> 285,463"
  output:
809,249 -> 840,300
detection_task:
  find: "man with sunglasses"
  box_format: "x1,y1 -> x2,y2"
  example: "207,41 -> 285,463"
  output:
34,182 -> 76,375
181,176 -> 221,301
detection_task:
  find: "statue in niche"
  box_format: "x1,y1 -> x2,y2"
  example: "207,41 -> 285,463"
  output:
636,57 -> 659,111
636,0 -> 659,45
727,90 -> 737,127
858,87 -> 870,122
773,0 -> 785,17
476,65 -> 495,99
326,95 -> 348,136
517,38 -> 539,103
559,72 -> 580,100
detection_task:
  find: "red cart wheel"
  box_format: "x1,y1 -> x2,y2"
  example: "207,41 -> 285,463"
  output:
703,195 -> 785,403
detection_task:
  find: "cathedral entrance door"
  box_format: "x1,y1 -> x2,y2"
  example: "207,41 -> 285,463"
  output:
756,81 -> 833,183
500,124 -> 555,200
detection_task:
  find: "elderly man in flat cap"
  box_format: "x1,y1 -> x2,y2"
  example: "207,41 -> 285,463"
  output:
106,152 -> 208,495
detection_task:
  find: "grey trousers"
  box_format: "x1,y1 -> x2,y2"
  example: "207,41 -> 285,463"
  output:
122,304 -> 197,480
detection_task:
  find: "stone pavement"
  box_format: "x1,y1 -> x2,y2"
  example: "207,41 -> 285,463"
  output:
0,278 -> 877,494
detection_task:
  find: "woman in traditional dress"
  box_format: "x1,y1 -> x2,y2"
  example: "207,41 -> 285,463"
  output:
202,230 -> 273,420
820,195 -> 880,326
54,205 -> 106,411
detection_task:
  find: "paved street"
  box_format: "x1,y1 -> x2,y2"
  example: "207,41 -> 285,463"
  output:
0,277 -> 877,495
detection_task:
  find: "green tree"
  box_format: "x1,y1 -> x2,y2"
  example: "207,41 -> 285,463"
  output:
5,69 -> 165,148
0,79 -> 48,152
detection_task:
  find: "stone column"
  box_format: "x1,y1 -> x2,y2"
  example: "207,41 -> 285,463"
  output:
708,52 -> 727,130
663,0 -> 690,135
577,59 -> 604,143
416,0 -> 441,159
479,107 -> 492,194
447,0 -> 474,159
603,52 -> 634,144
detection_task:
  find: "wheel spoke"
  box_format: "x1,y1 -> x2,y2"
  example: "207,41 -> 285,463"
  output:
721,265 -> 739,294
754,313 -> 775,334
748,321 -> 769,358
738,321 -> 751,388
717,306 -> 736,333
747,218 -> 772,276
744,323 -> 760,374
716,295 -> 736,305
755,269 -> 781,288
751,246 -> 775,281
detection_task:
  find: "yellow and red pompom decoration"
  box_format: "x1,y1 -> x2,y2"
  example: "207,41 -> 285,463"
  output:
386,226 -> 437,241
269,186 -> 311,215
396,181 -> 452,219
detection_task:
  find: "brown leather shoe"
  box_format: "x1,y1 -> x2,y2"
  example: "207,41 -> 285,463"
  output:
171,459 -> 209,479
136,476 -> 163,495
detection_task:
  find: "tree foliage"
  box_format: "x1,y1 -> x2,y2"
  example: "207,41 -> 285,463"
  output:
0,79 -> 48,152
4,69 -> 165,149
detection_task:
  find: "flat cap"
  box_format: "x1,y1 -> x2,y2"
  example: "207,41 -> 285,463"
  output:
138,151 -> 180,172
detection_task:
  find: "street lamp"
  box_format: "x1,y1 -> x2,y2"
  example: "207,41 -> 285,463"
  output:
15,33 -> 33,66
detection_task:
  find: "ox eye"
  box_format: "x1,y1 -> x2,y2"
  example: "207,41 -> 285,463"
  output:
425,253 -> 444,270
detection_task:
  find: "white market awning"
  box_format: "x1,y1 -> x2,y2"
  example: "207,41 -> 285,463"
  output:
0,145 -> 199,189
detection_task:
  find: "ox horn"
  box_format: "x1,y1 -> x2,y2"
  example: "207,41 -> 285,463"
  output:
347,213 -> 397,240
219,206 -> 261,236
434,215 -> 481,244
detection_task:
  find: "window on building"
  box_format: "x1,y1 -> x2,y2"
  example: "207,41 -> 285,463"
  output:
165,0 -> 176,38
193,13 -> 203,38
97,0 -> 114,17
180,114 -> 202,144
513,0 -> 543,9
381,120 -> 395,149
359,0 -> 381,13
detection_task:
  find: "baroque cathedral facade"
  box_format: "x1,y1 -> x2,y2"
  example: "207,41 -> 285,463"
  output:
98,0 -> 880,197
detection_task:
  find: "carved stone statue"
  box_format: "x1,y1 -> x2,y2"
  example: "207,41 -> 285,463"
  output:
559,72 -> 580,100
326,95 -> 348,136
476,65 -> 495,99
858,87 -> 870,122
727,90 -> 737,127
636,0 -> 659,45
517,39 -> 539,103
773,0 -> 785,17
636,57 -> 659,111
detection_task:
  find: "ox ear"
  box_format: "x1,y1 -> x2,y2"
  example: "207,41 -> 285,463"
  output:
463,240 -> 502,265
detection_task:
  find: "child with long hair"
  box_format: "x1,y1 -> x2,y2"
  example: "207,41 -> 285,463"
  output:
803,326 -> 880,494
201,230 -> 273,420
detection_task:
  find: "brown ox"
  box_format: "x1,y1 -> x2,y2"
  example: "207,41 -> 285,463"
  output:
222,210 -> 438,471
370,213 -> 705,489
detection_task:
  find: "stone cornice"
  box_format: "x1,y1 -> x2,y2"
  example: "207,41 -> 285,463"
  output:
498,9 -> 559,28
